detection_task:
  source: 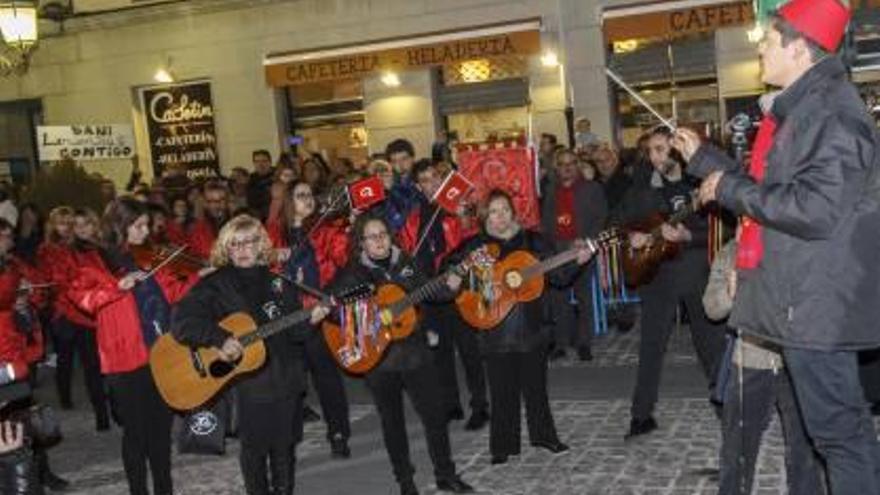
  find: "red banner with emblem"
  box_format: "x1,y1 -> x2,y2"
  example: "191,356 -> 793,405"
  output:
456,143 -> 539,228
348,175 -> 386,210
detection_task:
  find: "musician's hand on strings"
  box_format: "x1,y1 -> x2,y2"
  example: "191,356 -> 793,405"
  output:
274,248 -> 292,264
573,239 -> 595,265
118,271 -> 147,291
309,304 -> 332,324
216,337 -> 243,362
0,421 -> 24,454
446,273 -> 463,292
699,171 -> 724,205
628,232 -> 652,249
672,128 -> 702,162
661,223 -> 692,243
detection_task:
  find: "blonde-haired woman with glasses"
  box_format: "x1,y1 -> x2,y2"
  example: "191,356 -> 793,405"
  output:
173,214 -> 331,495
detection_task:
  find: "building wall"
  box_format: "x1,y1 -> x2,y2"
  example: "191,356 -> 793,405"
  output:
1,0 -> 613,186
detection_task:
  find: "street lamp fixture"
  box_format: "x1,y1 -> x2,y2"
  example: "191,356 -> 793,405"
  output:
0,0 -> 38,76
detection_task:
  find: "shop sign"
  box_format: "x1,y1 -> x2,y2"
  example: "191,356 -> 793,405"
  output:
265,30 -> 540,87
139,80 -> 220,179
36,125 -> 135,162
604,1 -> 754,42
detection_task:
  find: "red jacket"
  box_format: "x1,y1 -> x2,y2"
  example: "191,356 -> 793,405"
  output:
399,207 -> 464,270
165,221 -> 190,246
37,241 -> 95,328
266,218 -> 350,287
68,249 -> 197,374
0,257 -> 47,371
187,218 -> 219,260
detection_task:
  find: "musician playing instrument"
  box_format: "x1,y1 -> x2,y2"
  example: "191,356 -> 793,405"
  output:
327,214 -> 473,495
172,214 -> 331,495
618,126 -> 727,440
446,190 -> 593,465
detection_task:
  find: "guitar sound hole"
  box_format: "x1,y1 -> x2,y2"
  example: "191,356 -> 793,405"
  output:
208,358 -> 239,378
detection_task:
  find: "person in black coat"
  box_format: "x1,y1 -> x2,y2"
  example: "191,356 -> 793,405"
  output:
447,190 -> 594,465
327,214 -> 473,495
172,214 -> 330,495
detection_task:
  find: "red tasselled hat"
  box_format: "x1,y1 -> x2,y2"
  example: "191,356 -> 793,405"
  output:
778,0 -> 850,52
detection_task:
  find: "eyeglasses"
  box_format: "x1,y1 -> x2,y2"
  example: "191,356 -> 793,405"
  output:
228,236 -> 260,251
362,232 -> 389,243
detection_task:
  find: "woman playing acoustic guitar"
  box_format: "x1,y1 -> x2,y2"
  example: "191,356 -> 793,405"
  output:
446,190 -> 593,465
327,214 -> 473,495
172,214 -> 331,495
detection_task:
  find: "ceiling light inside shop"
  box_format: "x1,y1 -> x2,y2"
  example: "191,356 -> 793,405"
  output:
154,67 -> 175,83
747,25 -> 765,44
381,71 -> 401,87
541,50 -> 559,68
459,59 -> 491,83
613,39 -> 639,54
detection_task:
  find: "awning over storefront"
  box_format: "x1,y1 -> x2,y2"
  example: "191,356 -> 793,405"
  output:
603,0 -> 754,42
263,19 -> 542,87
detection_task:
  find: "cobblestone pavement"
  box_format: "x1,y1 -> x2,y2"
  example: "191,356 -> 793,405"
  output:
41,325 -> 811,495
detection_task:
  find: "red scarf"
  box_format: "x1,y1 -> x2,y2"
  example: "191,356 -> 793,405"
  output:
736,114 -> 777,270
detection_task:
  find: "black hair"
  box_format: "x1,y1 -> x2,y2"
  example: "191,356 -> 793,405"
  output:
252,149 -> 272,161
409,158 -> 435,184
770,13 -> 829,63
385,139 -> 415,159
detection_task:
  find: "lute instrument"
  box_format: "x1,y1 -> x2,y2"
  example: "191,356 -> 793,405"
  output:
150,284 -> 369,411
456,234 -> 609,331
322,251 -> 484,374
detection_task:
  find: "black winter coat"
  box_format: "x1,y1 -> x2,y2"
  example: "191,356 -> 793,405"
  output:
448,229 -> 577,354
171,265 -> 308,402
688,56 -> 880,351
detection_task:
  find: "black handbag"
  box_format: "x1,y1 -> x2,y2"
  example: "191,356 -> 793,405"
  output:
9,404 -> 62,450
176,395 -> 228,456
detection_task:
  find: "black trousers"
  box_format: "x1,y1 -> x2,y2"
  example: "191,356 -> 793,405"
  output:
238,395 -> 301,495
785,348 -> 880,495
303,332 -> 350,440
52,318 -> 106,415
630,260 -> 726,420
549,264 -> 596,350
431,304 -> 488,415
484,349 -> 560,457
106,366 -> 173,495
718,366 -> 823,495
365,362 -> 456,484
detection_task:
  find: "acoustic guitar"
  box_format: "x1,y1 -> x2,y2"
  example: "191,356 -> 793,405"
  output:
619,193 -> 699,287
322,252 -> 484,374
456,234 -> 610,331
150,286 -> 368,411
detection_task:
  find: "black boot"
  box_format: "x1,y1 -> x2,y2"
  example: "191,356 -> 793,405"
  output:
399,478 -> 418,495
94,404 -> 110,432
269,451 -> 295,495
36,449 -> 69,492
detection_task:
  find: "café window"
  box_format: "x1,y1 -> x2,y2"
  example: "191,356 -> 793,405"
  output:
286,78 -> 368,165
438,56 -> 530,143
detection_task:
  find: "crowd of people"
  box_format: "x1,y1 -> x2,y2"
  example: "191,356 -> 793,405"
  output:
0,1 -> 876,495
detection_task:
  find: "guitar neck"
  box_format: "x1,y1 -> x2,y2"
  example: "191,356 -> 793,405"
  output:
388,275 -> 448,317
521,238 -> 599,281
238,306 -> 317,347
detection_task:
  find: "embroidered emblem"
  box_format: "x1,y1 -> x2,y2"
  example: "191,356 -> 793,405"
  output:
262,301 -> 282,320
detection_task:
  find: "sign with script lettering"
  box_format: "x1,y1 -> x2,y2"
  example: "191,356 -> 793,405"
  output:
140,80 -> 220,179
37,125 -> 135,162
265,30 -> 540,87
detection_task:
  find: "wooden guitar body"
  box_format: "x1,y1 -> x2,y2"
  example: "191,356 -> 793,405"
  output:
621,213 -> 682,287
456,250 -> 545,331
150,312 -> 266,412
322,283 -> 412,375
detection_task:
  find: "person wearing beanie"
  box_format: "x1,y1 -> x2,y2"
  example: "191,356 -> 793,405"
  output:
674,1 -> 880,493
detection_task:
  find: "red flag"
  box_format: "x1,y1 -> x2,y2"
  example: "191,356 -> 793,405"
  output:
348,175 -> 386,211
432,171 -> 474,214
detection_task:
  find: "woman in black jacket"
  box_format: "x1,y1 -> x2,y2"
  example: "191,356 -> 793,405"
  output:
172,214 -> 330,495
448,190 -> 593,465
328,214 -> 472,495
